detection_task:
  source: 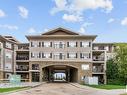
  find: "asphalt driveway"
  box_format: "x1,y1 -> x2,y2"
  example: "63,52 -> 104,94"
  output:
4,83 -> 125,95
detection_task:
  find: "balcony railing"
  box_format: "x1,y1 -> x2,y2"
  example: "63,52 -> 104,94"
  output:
16,56 -> 29,60
93,66 -> 104,73
93,56 -> 104,61
18,46 -> 29,50
16,65 -> 29,71
32,64 -> 39,70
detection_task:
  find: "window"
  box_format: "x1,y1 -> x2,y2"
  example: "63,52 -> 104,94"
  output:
67,53 -> 77,58
39,42 -> 41,47
54,53 -> 59,59
6,53 -> 12,59
5,63 -> 12,70
98,46 -> 105,50
32,64 -> 39,70
42,53 -> 52,58
93,46 -> 98,50
80,52 -> 90,59
5,73 -> 12,79
31,53 -> 35,58
82,64 -> 89,70
31,41 -> 39,47
59,42 -> 64,48
104,46 -> 109,51
5,42 -> 12,49
43,42 -> 51,47
38,52 -> 41,58
67,42 -> 77,47
54,41 -> 65,48
80,42 -> 90,47
54,53 -> 65,59
31,52 -> 40,58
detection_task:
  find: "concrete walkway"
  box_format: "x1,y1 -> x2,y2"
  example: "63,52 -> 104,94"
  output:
3,83 -> 126,95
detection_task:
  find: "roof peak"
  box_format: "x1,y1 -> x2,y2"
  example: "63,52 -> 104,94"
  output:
42,27 -> 80,35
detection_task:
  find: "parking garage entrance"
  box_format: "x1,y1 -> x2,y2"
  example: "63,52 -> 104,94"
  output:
42,65 -> 78,82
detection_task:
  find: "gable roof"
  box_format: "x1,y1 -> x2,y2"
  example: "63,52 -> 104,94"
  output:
26,27 -> 97,41
42,27 -> 79,35
0,35 -> 20,44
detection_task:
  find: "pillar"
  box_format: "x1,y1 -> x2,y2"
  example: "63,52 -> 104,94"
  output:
29,72 -> 32,82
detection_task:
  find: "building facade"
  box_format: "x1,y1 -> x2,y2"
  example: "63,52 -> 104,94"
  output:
0,28 -> 115,84
0,36 -> 18,80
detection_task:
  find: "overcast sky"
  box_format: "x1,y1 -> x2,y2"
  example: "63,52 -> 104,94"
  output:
0,0 -> 127,43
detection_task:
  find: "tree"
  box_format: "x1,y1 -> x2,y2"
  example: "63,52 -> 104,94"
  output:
114,43 -> 127,84
106,59 -> 119,79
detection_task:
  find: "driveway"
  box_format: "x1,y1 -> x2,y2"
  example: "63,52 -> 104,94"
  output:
5,83 -> 125,95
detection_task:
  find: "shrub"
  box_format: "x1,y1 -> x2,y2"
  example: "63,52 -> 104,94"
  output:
107,79 -> 125,85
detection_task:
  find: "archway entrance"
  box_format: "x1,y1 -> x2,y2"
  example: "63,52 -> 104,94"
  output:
42,65 -> 78,82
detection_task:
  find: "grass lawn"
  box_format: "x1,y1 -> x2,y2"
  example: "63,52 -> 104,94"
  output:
0,87 -> 27,93
86,85 -> 126,90
121,94 -> 127,95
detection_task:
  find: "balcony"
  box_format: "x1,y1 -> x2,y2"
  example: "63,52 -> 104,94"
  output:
16,65 -> 29,71
16,55 -> 29,60
32,64 -> 39,70
92,65 -> 104,74
93,56 -> 104,61
18,46 -> 29,50
17,44 -> 29,51
92,50 -> 105,62
93,46 -> 105,50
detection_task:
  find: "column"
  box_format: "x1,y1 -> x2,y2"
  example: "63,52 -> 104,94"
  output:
49,67 -> 51,82
66,67 -> 70,82
29,63 -> 32,82
39,64 -> 42,82
39,68 -> 42,82
104,50 -> 107,84
29,72 -> 32,82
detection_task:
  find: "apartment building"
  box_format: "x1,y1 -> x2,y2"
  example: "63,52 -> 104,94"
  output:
0,36 -> 19,80
0,27 -> 115,84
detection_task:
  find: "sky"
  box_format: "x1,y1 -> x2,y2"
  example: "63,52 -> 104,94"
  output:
0,0 -> 127,43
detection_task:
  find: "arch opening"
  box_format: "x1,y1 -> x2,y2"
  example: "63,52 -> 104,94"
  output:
42,65 -> 78,83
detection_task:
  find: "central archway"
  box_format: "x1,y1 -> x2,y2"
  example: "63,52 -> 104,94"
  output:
42,65 -> 78,83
